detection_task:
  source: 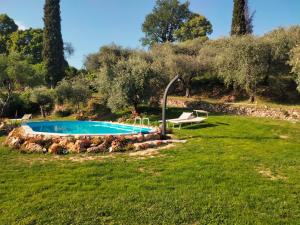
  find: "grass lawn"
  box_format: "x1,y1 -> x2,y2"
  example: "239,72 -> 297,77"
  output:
0,113 -> 300,224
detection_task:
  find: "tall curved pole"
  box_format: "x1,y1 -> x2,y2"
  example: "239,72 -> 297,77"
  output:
161,75 -> 181,139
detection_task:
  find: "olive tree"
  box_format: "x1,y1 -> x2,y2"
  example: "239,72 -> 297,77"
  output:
151,42 -> 205,97
106,54 -> 160,113
30,86 -> 55,118
55,77 -> 92,111
216,36 -> 270,102
289,45 -> 300,91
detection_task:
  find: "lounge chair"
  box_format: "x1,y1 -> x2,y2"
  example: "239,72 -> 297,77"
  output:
162,110 -> 208,129
160,112 -> 194,123
9,114 -> 32,124
170,116 -> 207,129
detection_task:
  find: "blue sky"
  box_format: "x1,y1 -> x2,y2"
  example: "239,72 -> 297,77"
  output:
1,0 -> 300,68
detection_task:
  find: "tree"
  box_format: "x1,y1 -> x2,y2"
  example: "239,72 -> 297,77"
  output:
0,53 -> 42,116
231,0 -> 247,35
175,13 -> 213,41
9,28 -> 43,64
151,42 -> 205,97
106,54 -> 159,113
0,14 -> 18,54
216,36 -> 270,102
289,45 -> 300,92
30,86 -> 54,118
55,77 -> 92,111
43,0 -> 65,88
141,0 -> 190,46
244,0 -> 255,34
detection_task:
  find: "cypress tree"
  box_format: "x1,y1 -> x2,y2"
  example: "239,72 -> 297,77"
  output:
231,0 -> 247,35
43,0 -> 65,88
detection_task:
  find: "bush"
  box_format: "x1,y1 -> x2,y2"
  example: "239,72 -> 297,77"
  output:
54,108 -> 73,117
84,97 -> 110,119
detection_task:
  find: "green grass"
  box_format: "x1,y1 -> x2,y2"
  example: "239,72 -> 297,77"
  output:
0,113 -> 300,224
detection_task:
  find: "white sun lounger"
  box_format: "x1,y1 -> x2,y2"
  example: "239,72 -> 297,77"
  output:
159,112 -> 194,123
9,114 -> 32,124
171,116 -> 207,129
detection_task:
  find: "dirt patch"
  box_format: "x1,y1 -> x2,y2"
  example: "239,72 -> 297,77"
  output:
257,166 -> 287,180
279,135 -> 289,139
128,144 -> 175,158
138,167 -> 161,176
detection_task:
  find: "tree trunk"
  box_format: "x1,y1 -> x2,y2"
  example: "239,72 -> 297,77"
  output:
185,87 -> 191,98
0,82 -> 12,117
132,103 -> 139,115
40,106 -> 46,118
249,95 -> 255,103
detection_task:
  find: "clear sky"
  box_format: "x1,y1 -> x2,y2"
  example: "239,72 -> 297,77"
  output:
1,0 -> 300,68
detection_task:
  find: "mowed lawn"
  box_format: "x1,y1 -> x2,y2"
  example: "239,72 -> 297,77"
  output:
0,114 -> 300,224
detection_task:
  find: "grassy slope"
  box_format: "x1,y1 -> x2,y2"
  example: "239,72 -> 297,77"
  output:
0,114 -> 300,224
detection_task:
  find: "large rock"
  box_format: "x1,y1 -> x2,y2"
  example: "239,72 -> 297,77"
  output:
6,137 -> 22,149
21,141 -> 44,153
86,145 -> 106,153
72,139 -> 91,153
48,143 -> 66,154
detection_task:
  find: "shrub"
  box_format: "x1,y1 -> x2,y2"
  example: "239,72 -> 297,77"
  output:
54,108 -> 73,117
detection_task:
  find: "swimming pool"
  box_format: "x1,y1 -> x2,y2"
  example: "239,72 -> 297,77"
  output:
24,121 -> 154,136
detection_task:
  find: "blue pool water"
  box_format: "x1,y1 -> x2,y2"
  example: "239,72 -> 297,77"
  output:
25,121 -> 153,135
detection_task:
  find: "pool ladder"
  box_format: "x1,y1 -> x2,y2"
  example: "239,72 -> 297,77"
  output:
134,117 -> 150,133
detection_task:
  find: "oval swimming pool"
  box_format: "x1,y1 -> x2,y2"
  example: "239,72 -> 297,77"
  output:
24,121 -> 153,136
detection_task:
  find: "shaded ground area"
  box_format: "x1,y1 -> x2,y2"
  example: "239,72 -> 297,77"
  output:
0,115 -> 300,224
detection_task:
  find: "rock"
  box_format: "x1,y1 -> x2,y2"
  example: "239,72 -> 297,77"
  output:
136,134 -> 144,142
72,139 -> 91,153
6,137 -> 22,149
87,145 -> 106,153
22,141 -> 44,153
91,136 -> 104,146
48,143 -> 67,154
66,142 -> 76,153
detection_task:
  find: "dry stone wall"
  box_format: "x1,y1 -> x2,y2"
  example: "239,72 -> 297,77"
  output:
167,99 -> 300,121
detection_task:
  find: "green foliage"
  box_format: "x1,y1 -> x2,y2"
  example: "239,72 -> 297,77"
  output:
55,77 -> 92,111
54,108 -> 73,117
106,54 -> 160,112
29,86 -> 55,118
216,36 -> 270,101
231,0 -> 247,35
244,0 -> 255,34
289,45 -> 300,91
43,0 -> 65,88
0,14 -> 18,54
141,0 -> 190,46
84,97 -> 110,119
8,28 -> 43,64
0,53 -> 45,117
175,13 -> 213,41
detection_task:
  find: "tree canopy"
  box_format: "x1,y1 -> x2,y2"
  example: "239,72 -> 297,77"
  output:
175,13 -> 213,41
9,28 -> 43,64
43,0 -> 65,88
141,0 -> 190,46
0,14 -> 18,54
231,0 -> 247,35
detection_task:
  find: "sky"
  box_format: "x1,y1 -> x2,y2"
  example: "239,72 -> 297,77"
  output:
1,0 -> 300,68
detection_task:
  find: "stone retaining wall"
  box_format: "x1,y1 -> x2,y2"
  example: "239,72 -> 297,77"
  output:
167,99 -> 300,121
4,126 -> 164,154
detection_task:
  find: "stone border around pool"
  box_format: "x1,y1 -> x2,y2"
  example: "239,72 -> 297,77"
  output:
4,123 -> 169,154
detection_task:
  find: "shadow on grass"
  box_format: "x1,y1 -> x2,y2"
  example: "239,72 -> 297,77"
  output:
184,134 -> 279,141
181,123 -> 219,130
